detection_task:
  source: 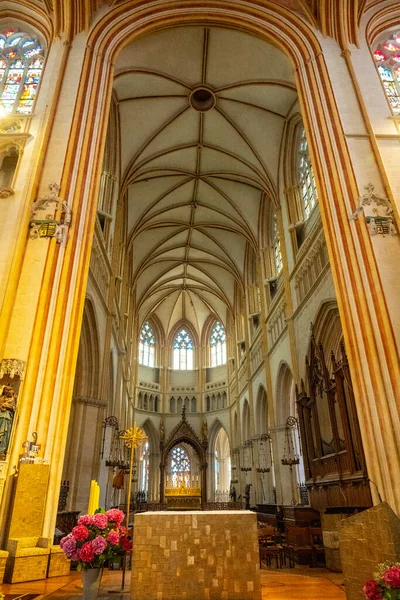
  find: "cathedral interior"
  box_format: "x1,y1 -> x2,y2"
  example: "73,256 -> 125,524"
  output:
0,1 -> 399,599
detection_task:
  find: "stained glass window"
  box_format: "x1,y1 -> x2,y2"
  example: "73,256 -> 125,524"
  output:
374,32 -> 400,114
298,127 -> 318,219
173,329 -> 193,370
138,321 -> 155,367
0,29 -> 44,114
171,445 -> 191,487
210,321 -> 227,367
272,214 -> 282,273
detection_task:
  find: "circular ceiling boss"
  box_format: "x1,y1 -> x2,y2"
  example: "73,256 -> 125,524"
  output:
189,87 -> 216,112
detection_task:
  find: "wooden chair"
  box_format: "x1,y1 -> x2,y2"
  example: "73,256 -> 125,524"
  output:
309,527 -> 325,567
259,528 -> 285,569
285,526 -> 312,567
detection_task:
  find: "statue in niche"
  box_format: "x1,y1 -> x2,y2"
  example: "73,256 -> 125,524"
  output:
0,385 -> 17,459
159,419 -> 165,445
201,419 -> 208,444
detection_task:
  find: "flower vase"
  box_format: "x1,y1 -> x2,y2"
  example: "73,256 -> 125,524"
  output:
81,568 -> 102,600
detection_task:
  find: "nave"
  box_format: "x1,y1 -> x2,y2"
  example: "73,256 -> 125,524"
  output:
1,1 -> 400,600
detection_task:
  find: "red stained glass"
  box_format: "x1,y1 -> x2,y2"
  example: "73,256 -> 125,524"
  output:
5,30 -> 14,38
392,55 -> 400,63
4,50 -> 17,59
383,43 -> 397,52
374,50 -> 385,62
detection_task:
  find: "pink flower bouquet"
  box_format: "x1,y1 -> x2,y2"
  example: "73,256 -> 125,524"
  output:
364,562 -> 400,600
60,509 -> 132,569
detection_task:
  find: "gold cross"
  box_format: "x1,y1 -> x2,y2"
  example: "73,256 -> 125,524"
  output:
120,423 -> 148,448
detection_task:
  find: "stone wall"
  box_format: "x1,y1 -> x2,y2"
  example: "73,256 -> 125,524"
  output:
131,510 -> 261,600
339,502 -> 400,600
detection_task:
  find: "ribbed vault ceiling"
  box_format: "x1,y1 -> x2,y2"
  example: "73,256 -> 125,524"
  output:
114,27 -> 297,338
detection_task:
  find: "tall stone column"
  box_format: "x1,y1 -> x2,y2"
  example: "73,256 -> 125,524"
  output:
0,32 -> 113,542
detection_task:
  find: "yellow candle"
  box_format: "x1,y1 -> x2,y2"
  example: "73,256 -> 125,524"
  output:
94,482 -> 100,512
87,480 -> 95,515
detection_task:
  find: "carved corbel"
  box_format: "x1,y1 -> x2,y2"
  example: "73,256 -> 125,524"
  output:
350,183 -> 398,237
29,183 -> 72,243
0,359 -> 25,379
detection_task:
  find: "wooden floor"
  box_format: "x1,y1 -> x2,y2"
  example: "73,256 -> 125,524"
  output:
0,568 -> 346,599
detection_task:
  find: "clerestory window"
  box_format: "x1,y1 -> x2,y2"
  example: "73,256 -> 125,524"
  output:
0,29 -> 44,114
298,127 -> 318,219
272,213 -> 282,274
374,32 -> 400,114
210,321 -> 227,367
173,329 -> 194,370
138,321 -> 155,367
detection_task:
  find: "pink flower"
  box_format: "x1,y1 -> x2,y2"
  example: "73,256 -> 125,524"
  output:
70,551 -> 80,562
383,566 -> 400,588
118,525 -> 127,536
60,535 -> 76,557
121,537 -> 132,552
79,542 -> 95,563
92,535 -> 107,555
92,513 -> 108,529
78,514 -> 93,526
72,524 -> 89,542
107,530 -> 120,545
363,580 -> 383,600
106,509 -> 124,524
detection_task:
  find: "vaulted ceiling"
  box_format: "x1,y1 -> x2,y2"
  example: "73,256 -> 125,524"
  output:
12,0 -> 371,48
114,26 -> 297,338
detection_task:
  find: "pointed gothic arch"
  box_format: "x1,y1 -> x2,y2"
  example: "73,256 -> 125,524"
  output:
242,399 -> 251,443
275,361 -> 295,426
255,385 -> 268,435
310,300 -> 344,374
160,412 -> 207,504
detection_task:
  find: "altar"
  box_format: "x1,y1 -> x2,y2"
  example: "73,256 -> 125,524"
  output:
164,482 -> 201,510
131,510 -> 261,600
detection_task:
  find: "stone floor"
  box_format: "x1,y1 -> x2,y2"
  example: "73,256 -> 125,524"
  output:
0,567 -> 346,599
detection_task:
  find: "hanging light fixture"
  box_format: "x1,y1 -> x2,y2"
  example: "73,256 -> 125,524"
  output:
256,433 -> 271,473
281,416 -> 300,467
241,440 -> 253,472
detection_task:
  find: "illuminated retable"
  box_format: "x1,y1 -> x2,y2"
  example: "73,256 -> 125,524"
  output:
164,483 -> 201,508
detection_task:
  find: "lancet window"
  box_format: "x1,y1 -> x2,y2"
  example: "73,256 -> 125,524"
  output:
0,29 -> 44,114
272,214 -> 283,273
173,329 -> 193,370
170,445 -> 191,487
298,127 -> 318,219
374,32 -> 400,114
210,321 -> 227,367
138,321 -> 155,367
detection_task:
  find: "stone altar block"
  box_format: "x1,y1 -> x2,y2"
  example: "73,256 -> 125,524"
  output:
131,510 -> 261,600
339,502 -> 400,600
